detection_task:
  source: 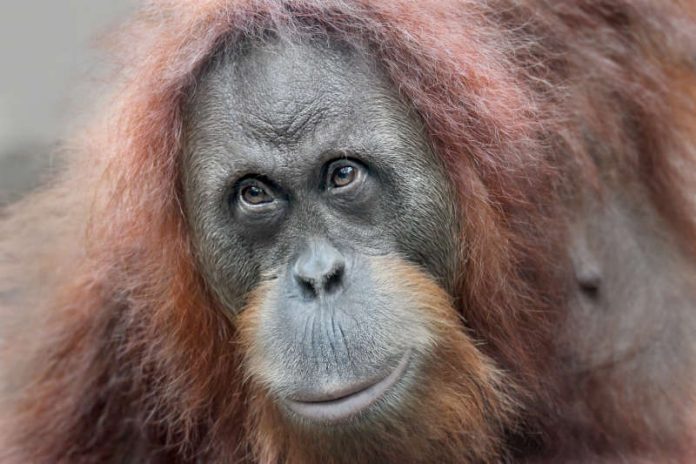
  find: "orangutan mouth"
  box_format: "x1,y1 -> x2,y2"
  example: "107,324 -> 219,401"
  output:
285,350 -> 412,423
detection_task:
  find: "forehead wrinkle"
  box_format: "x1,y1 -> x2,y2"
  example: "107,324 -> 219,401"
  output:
219,38 -> 367,147
185,35 -> 424,173
237,96 -> 334,147
231,75 -> 343,149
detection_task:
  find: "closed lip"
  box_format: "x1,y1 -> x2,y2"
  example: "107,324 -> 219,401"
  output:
284,350 -> 411,423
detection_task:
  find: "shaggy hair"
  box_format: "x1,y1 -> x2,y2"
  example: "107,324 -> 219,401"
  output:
0,0 -> 695,462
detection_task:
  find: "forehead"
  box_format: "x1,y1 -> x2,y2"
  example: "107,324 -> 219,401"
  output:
184,36 -> 416,163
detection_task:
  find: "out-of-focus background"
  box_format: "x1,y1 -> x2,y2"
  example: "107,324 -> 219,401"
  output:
0,1 -> 134,204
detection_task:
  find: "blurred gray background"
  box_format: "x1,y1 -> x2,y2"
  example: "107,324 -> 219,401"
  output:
0,1 -> 134,204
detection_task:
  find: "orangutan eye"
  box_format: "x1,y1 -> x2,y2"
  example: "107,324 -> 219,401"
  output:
330,165 -> 356,188
326,159 -> 367,192
239,180 -> 274,206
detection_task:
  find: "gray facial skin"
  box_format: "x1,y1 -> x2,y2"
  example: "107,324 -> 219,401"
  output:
182,36 -> 460,422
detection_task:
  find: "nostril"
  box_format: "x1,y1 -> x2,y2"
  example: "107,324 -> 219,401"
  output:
297,276 -> 318,299
324,264 -> 344,294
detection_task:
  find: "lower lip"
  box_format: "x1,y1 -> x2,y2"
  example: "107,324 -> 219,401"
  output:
284,350 -> 411,423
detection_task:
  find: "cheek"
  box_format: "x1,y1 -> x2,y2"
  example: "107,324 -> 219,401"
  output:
190,222 -> 259,314
389,179 -> 461,290
186,195 -> 266,314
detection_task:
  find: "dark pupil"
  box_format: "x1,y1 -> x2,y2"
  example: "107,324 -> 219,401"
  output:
242,185 -> 271,204
333,165 -> 355,187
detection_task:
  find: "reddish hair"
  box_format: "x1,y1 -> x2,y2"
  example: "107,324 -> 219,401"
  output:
1,0 -> 694,462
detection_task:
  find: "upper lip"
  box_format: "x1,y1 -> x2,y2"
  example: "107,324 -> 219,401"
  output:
284,350 -> 411,422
